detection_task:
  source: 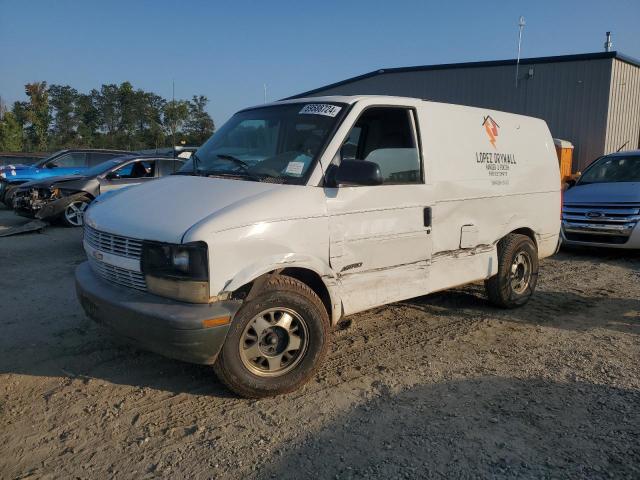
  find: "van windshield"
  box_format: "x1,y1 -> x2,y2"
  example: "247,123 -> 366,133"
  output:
578,155 -> 640,185
181,102 -> 346,184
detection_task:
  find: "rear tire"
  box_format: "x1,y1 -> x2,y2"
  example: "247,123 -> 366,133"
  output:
485,233 -> 538,308
214,274 -> 330,398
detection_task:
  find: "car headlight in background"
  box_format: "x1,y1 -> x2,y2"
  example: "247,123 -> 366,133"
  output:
141,241 -> 210,303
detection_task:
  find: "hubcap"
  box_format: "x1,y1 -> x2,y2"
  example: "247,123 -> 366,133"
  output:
239,307 -> 309,377
510,251 -> 532,294
64,201 -> 88,226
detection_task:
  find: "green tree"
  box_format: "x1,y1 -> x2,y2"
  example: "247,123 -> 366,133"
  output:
184,95 -> 215,145
117,82 -> 137,148
75,91 -> 101,147
96,84 -> 120,140
135,92 -> 166,149
163,100 -> 189,147
11,101 -> 29,150
49,84 -> 79,147
25,82 -> 51,150
0,112 -> 23,151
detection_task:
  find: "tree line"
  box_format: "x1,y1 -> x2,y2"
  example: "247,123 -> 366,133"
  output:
0,81 -> 215,152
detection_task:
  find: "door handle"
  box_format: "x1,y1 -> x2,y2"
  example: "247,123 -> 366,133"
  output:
423,207 -> 432,228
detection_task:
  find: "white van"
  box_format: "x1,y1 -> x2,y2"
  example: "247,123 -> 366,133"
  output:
76,96 -> 560,397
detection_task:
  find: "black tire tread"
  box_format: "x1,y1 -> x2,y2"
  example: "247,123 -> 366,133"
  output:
214,274 -> 329,398
485,233 -> 538,309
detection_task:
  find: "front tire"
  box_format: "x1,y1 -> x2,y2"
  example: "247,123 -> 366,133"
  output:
214,275 -> 330,398
62,196 -> 91,227
485,233 -> 538,308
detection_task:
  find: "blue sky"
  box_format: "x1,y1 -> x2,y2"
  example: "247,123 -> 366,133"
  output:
1,0 -> 638,124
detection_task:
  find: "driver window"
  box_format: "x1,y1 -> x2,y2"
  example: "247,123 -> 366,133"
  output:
343,107 -> 421,185
112,160 -> 154,179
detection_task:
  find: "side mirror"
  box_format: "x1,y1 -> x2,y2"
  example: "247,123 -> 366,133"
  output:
328,159 -> 383,187
105,172 -> 119,180
565,178 -> 577,189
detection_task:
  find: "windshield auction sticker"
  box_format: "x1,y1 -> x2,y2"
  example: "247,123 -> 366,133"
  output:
299,104 -> 342,117
285,161 -> 305,176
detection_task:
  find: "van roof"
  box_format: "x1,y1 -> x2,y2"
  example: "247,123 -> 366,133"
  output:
241,95 -> 547,124
241,95 -> 421,112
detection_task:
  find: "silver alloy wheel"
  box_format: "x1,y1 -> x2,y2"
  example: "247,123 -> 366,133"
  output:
64,200 -> 89,226
239,307 -> 309,377
510,251 -> 532,294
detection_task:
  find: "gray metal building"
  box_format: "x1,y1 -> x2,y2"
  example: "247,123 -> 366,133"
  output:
292,51 -> 640,172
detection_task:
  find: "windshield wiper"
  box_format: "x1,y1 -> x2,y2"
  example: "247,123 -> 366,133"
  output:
215,154 -> 251,171
201,170 -> 263,182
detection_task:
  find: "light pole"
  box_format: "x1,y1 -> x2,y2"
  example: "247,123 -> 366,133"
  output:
515,16 -> 526,88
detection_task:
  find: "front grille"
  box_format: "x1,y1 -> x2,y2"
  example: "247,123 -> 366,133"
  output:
562,202 -> 639,244
84,225 -> 143,259
564,232 -> 629,245
88,257 -> 147,291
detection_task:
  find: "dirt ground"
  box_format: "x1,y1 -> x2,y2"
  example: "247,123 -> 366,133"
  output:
0,205 -> 639,479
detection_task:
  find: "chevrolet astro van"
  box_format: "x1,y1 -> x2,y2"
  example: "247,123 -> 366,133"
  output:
75,96 -> 561,397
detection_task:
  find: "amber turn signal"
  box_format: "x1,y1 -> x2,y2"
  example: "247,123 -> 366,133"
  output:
202,316 -> 231,328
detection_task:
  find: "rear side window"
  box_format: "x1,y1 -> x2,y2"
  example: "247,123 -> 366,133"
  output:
53,152 -> 88,168
342,107 -> 421,185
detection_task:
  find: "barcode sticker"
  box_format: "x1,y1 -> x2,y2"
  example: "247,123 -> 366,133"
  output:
299,104 -> 342,117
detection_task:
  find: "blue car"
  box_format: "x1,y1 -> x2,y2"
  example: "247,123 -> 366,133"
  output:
0,149 -> 133,205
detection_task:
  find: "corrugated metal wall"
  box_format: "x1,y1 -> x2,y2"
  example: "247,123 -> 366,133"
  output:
308,59 -> 615,171
605,59 -> 640,155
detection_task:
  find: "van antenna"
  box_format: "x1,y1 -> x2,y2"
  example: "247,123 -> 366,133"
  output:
172,80 -> 176,159
515,16 -> 526,88
616,140 -> 629,152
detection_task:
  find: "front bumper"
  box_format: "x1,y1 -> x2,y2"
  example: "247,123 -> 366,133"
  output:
75,262 -> 242,364
561,222 -> 640,249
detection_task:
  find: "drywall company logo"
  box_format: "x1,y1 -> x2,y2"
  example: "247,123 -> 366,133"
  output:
482,115 -> 499,149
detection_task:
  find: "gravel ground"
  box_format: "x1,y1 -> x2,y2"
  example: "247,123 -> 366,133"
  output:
0,206 -> 638,479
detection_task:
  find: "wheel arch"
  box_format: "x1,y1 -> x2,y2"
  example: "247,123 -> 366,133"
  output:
228,265 -> 340,325
508,227 -> 538,248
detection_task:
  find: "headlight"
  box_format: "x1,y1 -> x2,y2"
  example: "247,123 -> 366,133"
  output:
0,172 -> 6,179
141,241 -> 210,303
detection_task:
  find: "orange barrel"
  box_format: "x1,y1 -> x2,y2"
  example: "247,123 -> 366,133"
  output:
553,138 -> 574,183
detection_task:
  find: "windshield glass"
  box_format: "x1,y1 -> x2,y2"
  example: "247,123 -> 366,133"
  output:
180,102 -> 346,184
578,155 -> 640,184
83,158 -> 130,177
35,150 -> 65,167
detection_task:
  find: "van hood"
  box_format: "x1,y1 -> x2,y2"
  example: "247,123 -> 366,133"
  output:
85,175 -> 326,243
564,182 -> 640,204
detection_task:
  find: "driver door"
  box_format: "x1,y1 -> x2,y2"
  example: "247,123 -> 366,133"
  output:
325,106 -> 433,315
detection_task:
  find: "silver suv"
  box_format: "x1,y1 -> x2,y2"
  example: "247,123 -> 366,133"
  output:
562,150 -> 640,249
